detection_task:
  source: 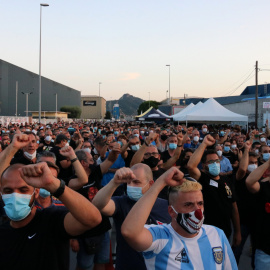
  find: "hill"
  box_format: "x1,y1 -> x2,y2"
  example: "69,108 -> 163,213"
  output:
106,94 -> 144,116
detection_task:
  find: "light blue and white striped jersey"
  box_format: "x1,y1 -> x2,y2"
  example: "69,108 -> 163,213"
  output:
143,224 -> 237,270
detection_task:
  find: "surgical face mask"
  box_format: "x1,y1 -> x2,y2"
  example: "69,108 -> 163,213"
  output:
263,153 -> 270,161
224,146 -> 230,152
24,151 -> 37,160
143,156 -> 159,168
45,136 -> 52,142
65,142 -> 69,147
134,134 -> 139,138
231,144 -> 237,149
114,131 -> 119,135
51,139 -> 54,143
131,144 -> 140,151
254,149 -> 259,155
39,188 -> 50,198
171,205 -> 204,234
117,141 -> 123,147
247,164 -> 257,172
127,183 -> 148,201
260,137 -> 266,143
202,128 -> 207,133
36,140 -> 40,144
140,131 -> 144,135
208,162 -> 220,176
102,135 -> 106,139
220,131 -> 225,137
169,143 -> 177,150
84,148 -> 91,154
217,150 -> 222,157
1,191 -> 35,221
89,163 -> 97,172
193,136 -> 199,142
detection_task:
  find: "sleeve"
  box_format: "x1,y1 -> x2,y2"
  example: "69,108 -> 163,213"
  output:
142,224 -> 171,259
221,231 -> 238,270
111,196 -> 122,217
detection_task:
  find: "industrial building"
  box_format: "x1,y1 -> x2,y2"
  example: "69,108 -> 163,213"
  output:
80,95 -> 106,119
0,59 -> 81,118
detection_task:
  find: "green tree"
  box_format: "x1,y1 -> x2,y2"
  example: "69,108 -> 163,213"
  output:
60,106 -> 81,118
137,101 -> 161,115
105,111 -> 111,119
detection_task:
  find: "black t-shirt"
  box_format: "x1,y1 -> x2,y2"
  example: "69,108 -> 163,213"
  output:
198,171 -> 235,237
10,155 -> 36,165
112,196 -> 171,270
37,142 -> 54,153
223,151 -> 238,165
255,181 -> 270,255
0,208 -> 70,270
160,150 -> 172,163
50,146 -> 72,182
124,150 -> 135,167
153,168 -> 168,200
68,165 -> 111,237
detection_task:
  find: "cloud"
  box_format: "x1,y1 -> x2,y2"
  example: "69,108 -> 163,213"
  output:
119,72 -> 141,81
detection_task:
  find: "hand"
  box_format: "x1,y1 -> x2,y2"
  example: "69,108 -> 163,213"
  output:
202,134 -> 215,147
244,140 -> 252,151
11,134 -> 30,149
19,162 -> 60,193
145,132 -> 158,145
232,231 -> 241,247
113,167 -> 136,185
70,239 -> 80,252
177,133 -> 183,145
60,146 -> 76,160
158,167 -> 185,187
107,143 -> 121,162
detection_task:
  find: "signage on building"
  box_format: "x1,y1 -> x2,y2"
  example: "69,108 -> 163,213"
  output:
83,101 -> 96,106
263,102 -> 270,109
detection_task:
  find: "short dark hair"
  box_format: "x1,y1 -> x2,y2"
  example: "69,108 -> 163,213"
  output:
201,149 -> 218,164
55,134 -> 68,145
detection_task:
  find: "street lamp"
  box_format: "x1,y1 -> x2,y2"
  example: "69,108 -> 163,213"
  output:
148,92 -> 150,108
21,92 -> 33,117
54,93 -> 57,119
99,82 -> 102,97
166,65 -> 170,105
39,3 -> 49,123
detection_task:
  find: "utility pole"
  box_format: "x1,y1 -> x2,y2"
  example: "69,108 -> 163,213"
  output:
255,61 -> 258,128
15,81 -> 18,116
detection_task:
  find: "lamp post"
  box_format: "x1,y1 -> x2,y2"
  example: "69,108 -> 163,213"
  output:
166,65 -> 170,105
21,92 -> 33,117
148,92 -> 150,108
99,82 -> 102,97
39,3 -> 49,123
54,93 -> 57,119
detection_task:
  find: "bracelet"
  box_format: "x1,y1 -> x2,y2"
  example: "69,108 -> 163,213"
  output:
177,145 -> 183,147
71,157 -> 78,163
144,141 -> 149,146
51,179 -> 66,198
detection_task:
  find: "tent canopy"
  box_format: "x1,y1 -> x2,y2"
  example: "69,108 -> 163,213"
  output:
172,103 -> 194,121
184,98 -> 248,122
135,107 -> 170,122
173,102 -> 204,121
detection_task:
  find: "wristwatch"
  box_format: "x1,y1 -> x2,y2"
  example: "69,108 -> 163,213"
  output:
51,179 -> 66,198
177,145 -> 183,147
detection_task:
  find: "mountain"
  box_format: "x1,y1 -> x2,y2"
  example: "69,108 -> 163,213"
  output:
106,94 -> 144,116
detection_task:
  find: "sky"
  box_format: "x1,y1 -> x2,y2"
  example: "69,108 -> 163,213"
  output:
1,0 -> 270,102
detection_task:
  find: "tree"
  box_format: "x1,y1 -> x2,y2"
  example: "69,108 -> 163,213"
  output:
137,101 -> 161,115
105,111 -> 111,119
60,106 -> 81,118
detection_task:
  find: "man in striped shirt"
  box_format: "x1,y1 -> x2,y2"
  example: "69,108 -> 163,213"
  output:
122,167 -> 237,270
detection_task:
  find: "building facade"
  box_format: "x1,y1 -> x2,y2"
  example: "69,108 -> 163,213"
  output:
0,59 -> 81,117
80,95 -> 106,119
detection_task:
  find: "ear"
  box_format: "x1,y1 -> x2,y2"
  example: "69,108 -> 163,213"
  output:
149,179 -> 154,187
34,188 -> 40,199
168,205 -> 177,219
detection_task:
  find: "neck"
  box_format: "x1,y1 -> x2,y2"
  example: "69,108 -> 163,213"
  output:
10,208 -> 37,229
37,196 -> 52,208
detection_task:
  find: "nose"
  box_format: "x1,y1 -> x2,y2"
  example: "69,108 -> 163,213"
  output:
194,209 -> 203,220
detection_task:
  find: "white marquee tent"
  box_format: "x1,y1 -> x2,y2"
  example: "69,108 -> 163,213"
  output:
172,103 -> 195,121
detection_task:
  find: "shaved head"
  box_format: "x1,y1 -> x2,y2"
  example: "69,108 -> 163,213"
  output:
131,163 -> 153,182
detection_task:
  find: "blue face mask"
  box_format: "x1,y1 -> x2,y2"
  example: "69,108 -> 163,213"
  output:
134,134 -> 139,138
114,131 -> 119,135
169,143 -> 177,150
220,131 -> 225,136
127,183 -> 148,201
37,140 -> 40,144
1,191 -> 35,221
184,143 -> 191,149
102,135 -> 106,139
131,144 -> 140,151
208,162 -> 220,177
39,188 -> 50,198
117,141 -> 123,147
224,146 -> 230,152
51,139 -> 54,143
263,153 -> 270,161
98,129 -> 101,134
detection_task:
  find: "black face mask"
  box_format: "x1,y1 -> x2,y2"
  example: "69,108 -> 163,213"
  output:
143,156 -> 159,168
89,163 -> 97,172
160,134 -> 168,141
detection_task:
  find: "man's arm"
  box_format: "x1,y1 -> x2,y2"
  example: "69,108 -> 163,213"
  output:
61,147 -> 88,190
19,163 -> 102,236
187,135 -> 215,180
121,167 -> 185,252
92,167 -> 133,216
0,134 -> 30,179
231,202 -> 241,247
246,160 -> 270,193
120,141 -> 130,159
236,141 -> 251,181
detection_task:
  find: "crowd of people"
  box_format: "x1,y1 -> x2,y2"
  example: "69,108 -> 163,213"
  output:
0,120 -> 270,270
